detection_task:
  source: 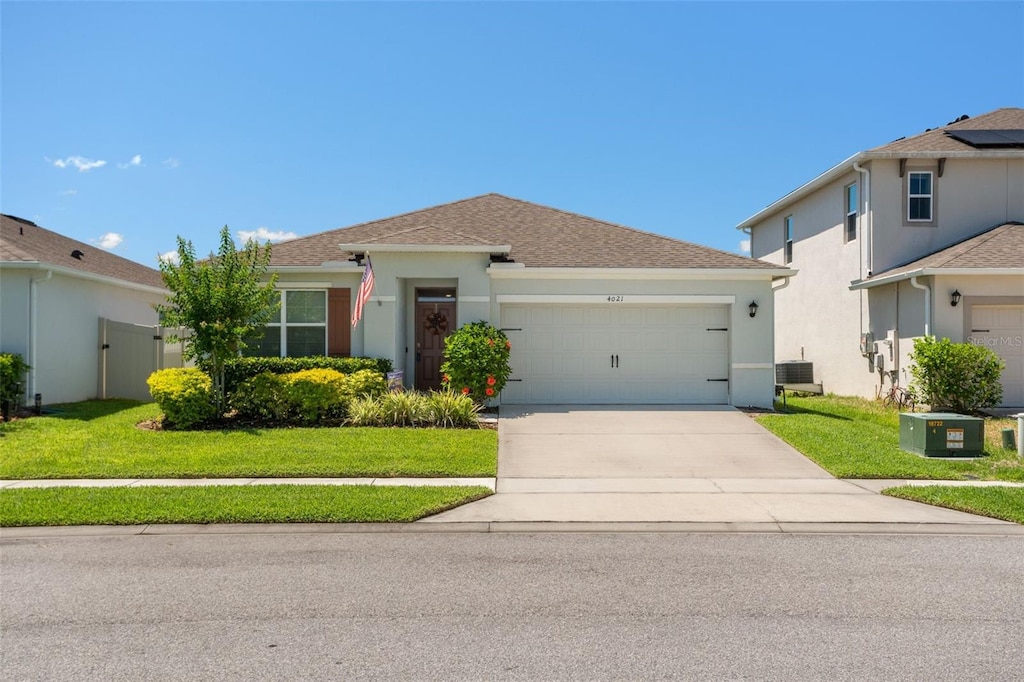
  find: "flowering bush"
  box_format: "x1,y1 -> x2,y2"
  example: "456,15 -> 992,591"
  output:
440,321 -> 511,404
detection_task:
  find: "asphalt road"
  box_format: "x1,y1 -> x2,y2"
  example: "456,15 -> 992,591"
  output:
2,531 -> 1023,681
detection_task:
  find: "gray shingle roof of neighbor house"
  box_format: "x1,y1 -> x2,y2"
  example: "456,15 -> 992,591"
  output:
850,222 -> 1024,289
269,193 -> 779,270
0,214 -> 166,290
737,107 -> 1024,230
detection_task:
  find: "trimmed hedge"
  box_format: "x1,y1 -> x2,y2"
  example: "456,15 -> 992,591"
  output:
230,368 -> 389,425
147,368 -> 217,429
222,356 -> 392,395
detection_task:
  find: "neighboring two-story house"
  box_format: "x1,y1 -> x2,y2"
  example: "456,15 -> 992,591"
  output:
738,108 -> 1023,407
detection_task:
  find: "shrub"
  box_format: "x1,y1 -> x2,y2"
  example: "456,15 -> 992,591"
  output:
281,369 -> 348,424
229,372 -> 289,421
440,321 -> 511,404
223,356 -> 392,396
147,368 -> 217,428
377,391 -> 431,426
347,395 -> 384,427
0,353 -> 30,413
340,369 -> 389,402
909,336 -> 1004,414
427,390 -> 481,428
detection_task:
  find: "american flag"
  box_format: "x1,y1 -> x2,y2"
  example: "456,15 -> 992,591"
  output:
352,256 -> 375,328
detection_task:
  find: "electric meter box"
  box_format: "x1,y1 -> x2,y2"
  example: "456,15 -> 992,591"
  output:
899,413 -> 984,457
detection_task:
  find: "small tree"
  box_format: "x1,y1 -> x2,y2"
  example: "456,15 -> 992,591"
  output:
909,336 -> 1004,414
157,226 -> 279,412
440,321 -> 512,404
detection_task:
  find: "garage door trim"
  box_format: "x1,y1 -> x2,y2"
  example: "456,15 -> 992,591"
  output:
496,294 -> 736,304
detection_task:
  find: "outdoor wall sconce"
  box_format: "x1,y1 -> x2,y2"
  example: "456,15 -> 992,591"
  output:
748,301 -> 759,318
950,290 -> 962,307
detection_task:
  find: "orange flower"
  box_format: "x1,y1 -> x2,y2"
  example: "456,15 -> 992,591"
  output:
487,338 -> 494,345
486,376 -> 496,386
485,387 -> 495,396
461,387 -> 471,394
442,374 -> 450,383
505,340 -> 512,349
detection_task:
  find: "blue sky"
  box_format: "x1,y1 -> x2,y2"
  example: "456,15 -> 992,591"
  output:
3,1 -> 1022,266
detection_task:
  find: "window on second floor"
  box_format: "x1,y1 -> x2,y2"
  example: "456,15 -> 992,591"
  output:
907,171 -> 933,222
844,183 -> 858,242
784,215 -> 794,264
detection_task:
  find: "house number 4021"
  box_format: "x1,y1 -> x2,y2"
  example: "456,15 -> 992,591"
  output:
606,295 -> 624,302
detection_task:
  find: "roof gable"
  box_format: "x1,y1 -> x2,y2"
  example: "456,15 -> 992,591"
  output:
271,193 -> 776,270
0,214 -> 165,289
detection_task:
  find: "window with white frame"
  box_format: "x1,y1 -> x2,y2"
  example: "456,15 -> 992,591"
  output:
245,290 -> 327,357
783,215 -> 793,264
845,183 -> 857,242
907,171 -> 933,222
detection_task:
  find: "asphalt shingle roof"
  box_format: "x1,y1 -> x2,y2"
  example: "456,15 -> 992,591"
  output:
0,214 -> 165,289
870,108 -> 1024,154
869,222 -> 1024,279
270,194 -> 776,269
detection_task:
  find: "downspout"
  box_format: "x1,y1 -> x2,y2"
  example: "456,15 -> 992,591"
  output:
853,161 -> 872,358
853,161 -> 872,276
910,276 -> 931,337
28,269 -> 53,403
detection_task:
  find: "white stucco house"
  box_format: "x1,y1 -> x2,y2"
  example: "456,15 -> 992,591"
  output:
0,214 -> 168,404
738,108 -> 1024,407
259,194 -> 794,408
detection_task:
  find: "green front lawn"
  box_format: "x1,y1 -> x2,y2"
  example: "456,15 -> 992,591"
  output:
756,395 -> 1023,481
884,486 -> 1024,524
0,400 -> 497,479
0,484 -> 492,527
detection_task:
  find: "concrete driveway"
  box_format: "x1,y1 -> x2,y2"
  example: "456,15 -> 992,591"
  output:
424,405 -> 1015,530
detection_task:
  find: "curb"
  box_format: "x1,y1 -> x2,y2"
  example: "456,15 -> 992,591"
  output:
4,520 -> 1023,539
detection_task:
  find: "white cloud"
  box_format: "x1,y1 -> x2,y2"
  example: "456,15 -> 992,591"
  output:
52,156 -> 107,172
59,189 -> 78,196
237,226 -> 299,243
118,154 -> 143,169
91,232 -> 124,250
162,157 -> 180,169
158,250 -> 180,265
739,239 -> 751,254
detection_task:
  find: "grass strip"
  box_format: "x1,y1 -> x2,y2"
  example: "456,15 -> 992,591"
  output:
0,484 -> 492,527
883,486 -> 1024,524
0,400 -> 497,479
756,396 -> 1023,481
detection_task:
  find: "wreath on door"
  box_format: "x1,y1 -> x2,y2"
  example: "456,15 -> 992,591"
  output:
424,311 -> 450,335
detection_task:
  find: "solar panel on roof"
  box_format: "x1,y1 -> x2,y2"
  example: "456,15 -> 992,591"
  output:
945,129 -> 1024,148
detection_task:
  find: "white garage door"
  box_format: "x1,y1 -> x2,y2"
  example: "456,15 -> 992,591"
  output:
500,304 -> 730,404
971,305 -> 1024,407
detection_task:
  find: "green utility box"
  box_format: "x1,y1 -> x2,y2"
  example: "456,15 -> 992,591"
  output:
899,413 -> 985,457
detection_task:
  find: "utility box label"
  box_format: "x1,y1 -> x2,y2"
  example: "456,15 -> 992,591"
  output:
946,428 -> 965,449
928,421 -> 944,427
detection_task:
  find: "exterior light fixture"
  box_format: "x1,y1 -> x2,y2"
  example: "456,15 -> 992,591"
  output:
950,290 -> 962,307
748,301 -> 759,318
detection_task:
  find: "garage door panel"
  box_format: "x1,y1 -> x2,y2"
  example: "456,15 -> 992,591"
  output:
502,303 -> 731,405
971,305 -> 1024,407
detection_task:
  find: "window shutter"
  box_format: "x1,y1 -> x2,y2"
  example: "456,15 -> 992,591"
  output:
328,288 -> 352,356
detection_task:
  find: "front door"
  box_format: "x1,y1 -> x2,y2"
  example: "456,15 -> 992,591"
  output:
415,289 -> 456,390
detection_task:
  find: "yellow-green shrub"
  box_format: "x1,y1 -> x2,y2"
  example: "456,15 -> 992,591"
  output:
341,369 -> 388,401
147,368 -> 216,428
282,368 -> 348,424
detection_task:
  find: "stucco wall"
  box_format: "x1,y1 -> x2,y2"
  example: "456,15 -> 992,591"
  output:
0,269 -> 164,405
